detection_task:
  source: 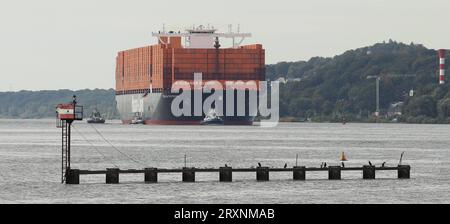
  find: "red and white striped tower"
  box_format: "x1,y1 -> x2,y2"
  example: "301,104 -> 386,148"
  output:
439,49 -> 445,85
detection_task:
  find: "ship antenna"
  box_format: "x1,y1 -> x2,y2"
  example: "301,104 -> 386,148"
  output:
214,37 -> 221,78
214,37 -> 221,49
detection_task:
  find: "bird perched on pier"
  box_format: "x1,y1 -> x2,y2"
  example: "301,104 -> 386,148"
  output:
323,163 -> 327,168
284,163 -> 288,169
368,161 -> 373,166
258,163 -> 262,168
320,162 -> 323,168
225,164 -> 228,167
381,162 -> 386,168
341,162 -> 345,168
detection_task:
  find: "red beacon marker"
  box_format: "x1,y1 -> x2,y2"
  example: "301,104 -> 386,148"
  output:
55,95 -> 83,183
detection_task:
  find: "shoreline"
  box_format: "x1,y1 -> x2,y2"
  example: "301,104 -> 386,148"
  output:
0,117 -> 449,125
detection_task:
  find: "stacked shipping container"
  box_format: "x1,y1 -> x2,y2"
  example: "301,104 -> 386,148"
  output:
115,39 -> 265,94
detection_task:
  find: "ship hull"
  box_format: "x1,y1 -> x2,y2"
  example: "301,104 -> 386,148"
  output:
115,90 -> 257,125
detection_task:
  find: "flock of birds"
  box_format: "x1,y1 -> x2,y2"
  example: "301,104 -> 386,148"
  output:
320,161 -> 386,168
223,161 -> 388,169
219,152 -> 403,170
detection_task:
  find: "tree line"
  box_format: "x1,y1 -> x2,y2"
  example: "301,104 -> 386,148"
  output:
1,41 -> 449,123
267,40 -> 450,123
0,89 -> 119,119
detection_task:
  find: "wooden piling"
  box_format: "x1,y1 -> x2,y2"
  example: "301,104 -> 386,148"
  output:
328,166 -> 341,180
363,165 -> 376,179
219,167 -> 232,182
397,165 -> 410,179
106,168 -> 119,184
256,167 -> 269,181
182,167 -> 195,182
144,168 -> 158,183
293,166 -> 306,180
66,169 -> 80,184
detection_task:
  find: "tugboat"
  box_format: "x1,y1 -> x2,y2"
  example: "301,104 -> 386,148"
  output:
87,109 -> 106,124
201,109 -> 224,125
130,112 -> 145,125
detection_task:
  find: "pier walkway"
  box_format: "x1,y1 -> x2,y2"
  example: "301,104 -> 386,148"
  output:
65,165 -> 411,184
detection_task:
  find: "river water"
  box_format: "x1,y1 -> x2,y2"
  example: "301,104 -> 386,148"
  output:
0,119 -> 448,204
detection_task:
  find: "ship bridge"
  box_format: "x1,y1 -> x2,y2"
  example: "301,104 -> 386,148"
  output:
152,25 -> 251,49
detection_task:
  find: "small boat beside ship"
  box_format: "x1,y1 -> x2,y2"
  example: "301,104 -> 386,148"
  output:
130,112 -> 145,125
86,109 -> 106,124
201,109 -> 224,125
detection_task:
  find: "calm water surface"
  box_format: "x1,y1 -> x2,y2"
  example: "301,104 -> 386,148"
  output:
0,119 -> 449,203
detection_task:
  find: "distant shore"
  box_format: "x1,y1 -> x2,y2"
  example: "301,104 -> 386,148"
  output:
1,117 -> 448,125
269,116 -> 450,124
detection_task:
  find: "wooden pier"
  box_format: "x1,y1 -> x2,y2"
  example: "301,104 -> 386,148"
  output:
65,165 -> 411,184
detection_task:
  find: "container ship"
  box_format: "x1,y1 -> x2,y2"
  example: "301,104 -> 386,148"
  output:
115,25 -> 265,125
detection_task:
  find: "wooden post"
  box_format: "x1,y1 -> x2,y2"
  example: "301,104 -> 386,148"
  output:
182,168 -> 195,182
219,167 -> 232,182
66,169 -> 80,184
106,168 -> 120,184
256,167 -> 269,181
144,168 -> 158,183
328,166 -> 341,180
363,165 -> 376,179
293,166 -> 306,180
398,165 -> 410,179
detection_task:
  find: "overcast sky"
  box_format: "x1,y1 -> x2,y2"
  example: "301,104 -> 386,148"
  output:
1,0 -> 449,91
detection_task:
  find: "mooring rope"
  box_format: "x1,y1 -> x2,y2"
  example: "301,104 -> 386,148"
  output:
72,125 -> 119,168
88,124 -> 146,166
